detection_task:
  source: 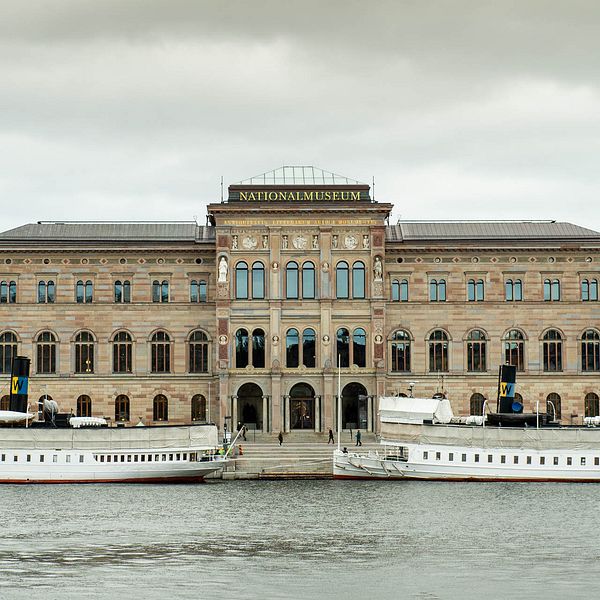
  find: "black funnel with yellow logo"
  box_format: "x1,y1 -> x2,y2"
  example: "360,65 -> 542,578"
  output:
9,356 -> 30,413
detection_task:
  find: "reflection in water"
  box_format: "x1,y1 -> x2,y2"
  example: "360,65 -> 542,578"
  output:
0,480 -> 597,599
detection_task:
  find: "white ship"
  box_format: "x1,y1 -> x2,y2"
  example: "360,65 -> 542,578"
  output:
334,396 -> 600,482
0,411 -> 226,484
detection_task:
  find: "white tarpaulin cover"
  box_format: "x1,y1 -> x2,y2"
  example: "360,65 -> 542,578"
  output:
379,397 -> 454,424
0,423 -> 219,450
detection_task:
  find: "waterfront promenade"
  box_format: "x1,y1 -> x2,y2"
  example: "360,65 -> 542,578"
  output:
215,431 -> 378,479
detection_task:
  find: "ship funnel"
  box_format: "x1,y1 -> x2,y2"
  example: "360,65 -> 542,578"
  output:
9,356 -> 31,413
497,364 -> 517,413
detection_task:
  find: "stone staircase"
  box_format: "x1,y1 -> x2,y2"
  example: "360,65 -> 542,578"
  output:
213,431 -> 379,479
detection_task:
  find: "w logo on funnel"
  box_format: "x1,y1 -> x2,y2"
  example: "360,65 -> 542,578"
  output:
11,376 -> 28,395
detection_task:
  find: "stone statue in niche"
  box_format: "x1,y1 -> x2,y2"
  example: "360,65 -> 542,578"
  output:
332,235 -> 338,249
218,256 -> 228,282
312,235 -> 319,249
262,235 -> 269,249
232,235 -> 238,250
362,235 -> 370,249
282,235 -> 288,249
373,256 -> 383,281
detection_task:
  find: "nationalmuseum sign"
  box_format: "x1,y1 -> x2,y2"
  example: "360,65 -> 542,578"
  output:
228,185 -> 371,203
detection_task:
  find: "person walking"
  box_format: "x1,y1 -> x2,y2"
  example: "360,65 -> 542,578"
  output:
242,425 -> 247,441
328,428 -> 334,444
355,429 -> 362,446
278,431 -> 283,446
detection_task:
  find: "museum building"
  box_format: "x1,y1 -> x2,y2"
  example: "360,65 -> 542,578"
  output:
0,166 -> 599,433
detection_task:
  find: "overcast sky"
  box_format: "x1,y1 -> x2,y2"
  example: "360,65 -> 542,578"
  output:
1,1 -> 600,232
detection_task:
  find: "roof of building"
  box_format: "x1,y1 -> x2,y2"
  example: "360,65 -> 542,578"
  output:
387,221 -> 600,242
0,222 -> 215,243
235,165 -> 365,186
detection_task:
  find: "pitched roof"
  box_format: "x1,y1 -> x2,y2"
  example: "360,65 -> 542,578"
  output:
0,222 -> 214,243
387,221 -> 600,242
236,165 -> 365,186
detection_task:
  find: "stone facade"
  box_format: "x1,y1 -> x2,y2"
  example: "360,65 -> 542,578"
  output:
1,168 -> 599,431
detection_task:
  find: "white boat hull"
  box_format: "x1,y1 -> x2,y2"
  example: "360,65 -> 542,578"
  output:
333,444 -> 600,482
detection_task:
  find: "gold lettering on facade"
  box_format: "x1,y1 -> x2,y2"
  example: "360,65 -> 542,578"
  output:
235,189 -> 364,202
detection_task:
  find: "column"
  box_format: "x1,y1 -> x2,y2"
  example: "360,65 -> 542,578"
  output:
231,395 -> 238,432
283,395 -> 290,432
367,395 -> 373,432
314,395 -> 321,433
262,395 -> 269,432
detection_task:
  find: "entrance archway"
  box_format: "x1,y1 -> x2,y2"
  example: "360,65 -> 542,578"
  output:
237,383 -> 263,431
342,382 -> 368,430
290,383 -> 315,430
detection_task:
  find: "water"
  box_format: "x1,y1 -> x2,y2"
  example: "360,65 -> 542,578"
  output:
0,480 -> 596,599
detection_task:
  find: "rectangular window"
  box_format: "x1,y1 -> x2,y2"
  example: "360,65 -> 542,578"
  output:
487,455 -> 493,463
540,456 -> 545,465
100,455 -> 104,462
581,457 -> 586,466
141,455 -> 146,462
461,453 -> 467,462
435,452 -> 441,460
134,455 -> 138,462
79,455 -> 84,463
52,455 -> 57,463
567,457 -> 572,466
501,455 -> 506,464
474,454 -> 479,463
526,456 -> 532,465
26,454 -> 31,462
513,456 -> 519,464
595,457 -> 599,466
66,455 -> 71,463
448,453 -> 454,461
553,457 -> 559,466
13,455 -> 17,462
107,455 -> 112,462
423,451 -> 428,459
40,455 -> 44,463
127,455 -> 132,462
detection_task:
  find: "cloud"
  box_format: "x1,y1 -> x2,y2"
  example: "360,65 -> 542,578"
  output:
0,1 -> 599,232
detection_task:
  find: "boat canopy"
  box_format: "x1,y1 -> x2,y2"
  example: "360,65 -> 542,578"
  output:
379,397 -> 454,424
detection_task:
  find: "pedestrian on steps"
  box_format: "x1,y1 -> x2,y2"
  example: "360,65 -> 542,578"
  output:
355,429 -> 362,446
328,428 -> 334,444
278,431 -> 283,446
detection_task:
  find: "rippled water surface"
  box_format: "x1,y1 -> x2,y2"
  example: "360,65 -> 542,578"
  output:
0,480 -> 597,599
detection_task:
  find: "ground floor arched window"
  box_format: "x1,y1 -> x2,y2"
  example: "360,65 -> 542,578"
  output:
469,393 -> 485,415
115,395 -> 130,422
153,394 -> 168,422
77,394 -> 92,417
191,394 -> 207,422
585,392 -> 600,418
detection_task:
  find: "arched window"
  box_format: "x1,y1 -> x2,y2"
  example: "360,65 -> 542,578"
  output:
113,331 -> 132,373
114,280 -> 131,303
585,392 -> 600,418
336,262 -> 349,299
190,280 -> 199,302
0,281 -> 16,304
582,279 -> 599,302
36,331 -> 57,374
115,394 -> 130,421
189,330 -> 209,373
543,330 -> 563,372
199,280 -> 207,302
252,329 -> 265,368
466,330 -> 487,372
77,394 -> 92,417
191,394 -> 207,421
235,262 -> 249,299
429,279 -> 446,302
150,331 -> 171,373
286,328 -> 299,368
391,279 -> 399,301
544,279 -> 560,301
469,393 -> 485,416
302,328 -> 316,368
153,394 -> 168,421
0,395 -> 9,410
390,330 -> 411,372
429,330 -> 449,372
352,328 -> 367,367
336,328 -> 350,367
352,261 -> 366,299
235,329 -> 249,368
302,262 -> 316,299
467,279 -> 484,302
0,332 -> 17,374
76,280 -> 93,303
286,261 -> 299,299
74,331 -> 94,373
546,392 -> 561,421
582,330 -> 600,372
504,330 -> 525,371
252,262 -> 265,299
152,280 -> 169,303
38,280 -> 55,303
505,279 -> 523,301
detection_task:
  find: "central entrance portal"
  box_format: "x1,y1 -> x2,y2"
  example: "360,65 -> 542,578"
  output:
342,382 -> 368,430
237,382 -> 264,431
290,383 -> 315,430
